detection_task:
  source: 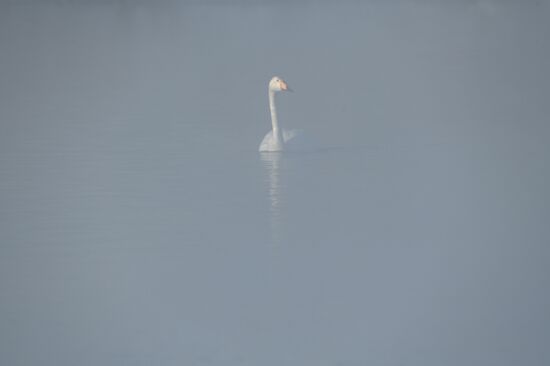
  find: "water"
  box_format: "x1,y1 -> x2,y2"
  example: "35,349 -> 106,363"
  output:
1,1 -> 549,365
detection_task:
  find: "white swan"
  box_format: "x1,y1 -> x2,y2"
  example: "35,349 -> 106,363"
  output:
259,76 -> 301,152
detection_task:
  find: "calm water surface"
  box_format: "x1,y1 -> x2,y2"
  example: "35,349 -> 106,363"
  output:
1,1 -> 549,365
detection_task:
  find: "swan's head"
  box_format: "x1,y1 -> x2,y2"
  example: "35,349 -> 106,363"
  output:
269,76 -> 292,93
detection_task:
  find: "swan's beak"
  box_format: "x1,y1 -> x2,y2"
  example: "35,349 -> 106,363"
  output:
280,80 -> 293,92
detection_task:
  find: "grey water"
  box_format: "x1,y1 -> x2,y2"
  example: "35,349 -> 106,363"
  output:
1,1 -> 549,365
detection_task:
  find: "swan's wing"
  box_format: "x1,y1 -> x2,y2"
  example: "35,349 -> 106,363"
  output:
282,129 -> 303,142
282,129 -> 314,151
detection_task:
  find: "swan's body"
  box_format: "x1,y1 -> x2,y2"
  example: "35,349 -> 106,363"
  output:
259,76 -> 300,152
259,129 -> 302,152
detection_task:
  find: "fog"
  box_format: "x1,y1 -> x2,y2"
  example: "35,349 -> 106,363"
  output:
1,1 -> 549,365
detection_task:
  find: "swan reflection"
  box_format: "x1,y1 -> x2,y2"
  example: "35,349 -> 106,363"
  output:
260,152 -> 284,244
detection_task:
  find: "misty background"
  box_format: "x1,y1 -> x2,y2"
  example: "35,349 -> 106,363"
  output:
1,0 -> 549,365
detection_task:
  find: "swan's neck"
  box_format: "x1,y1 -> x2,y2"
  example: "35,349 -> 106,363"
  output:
269,90 -> 284,146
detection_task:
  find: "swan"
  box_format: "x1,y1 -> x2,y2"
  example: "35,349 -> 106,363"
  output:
259,76 -> 301,152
